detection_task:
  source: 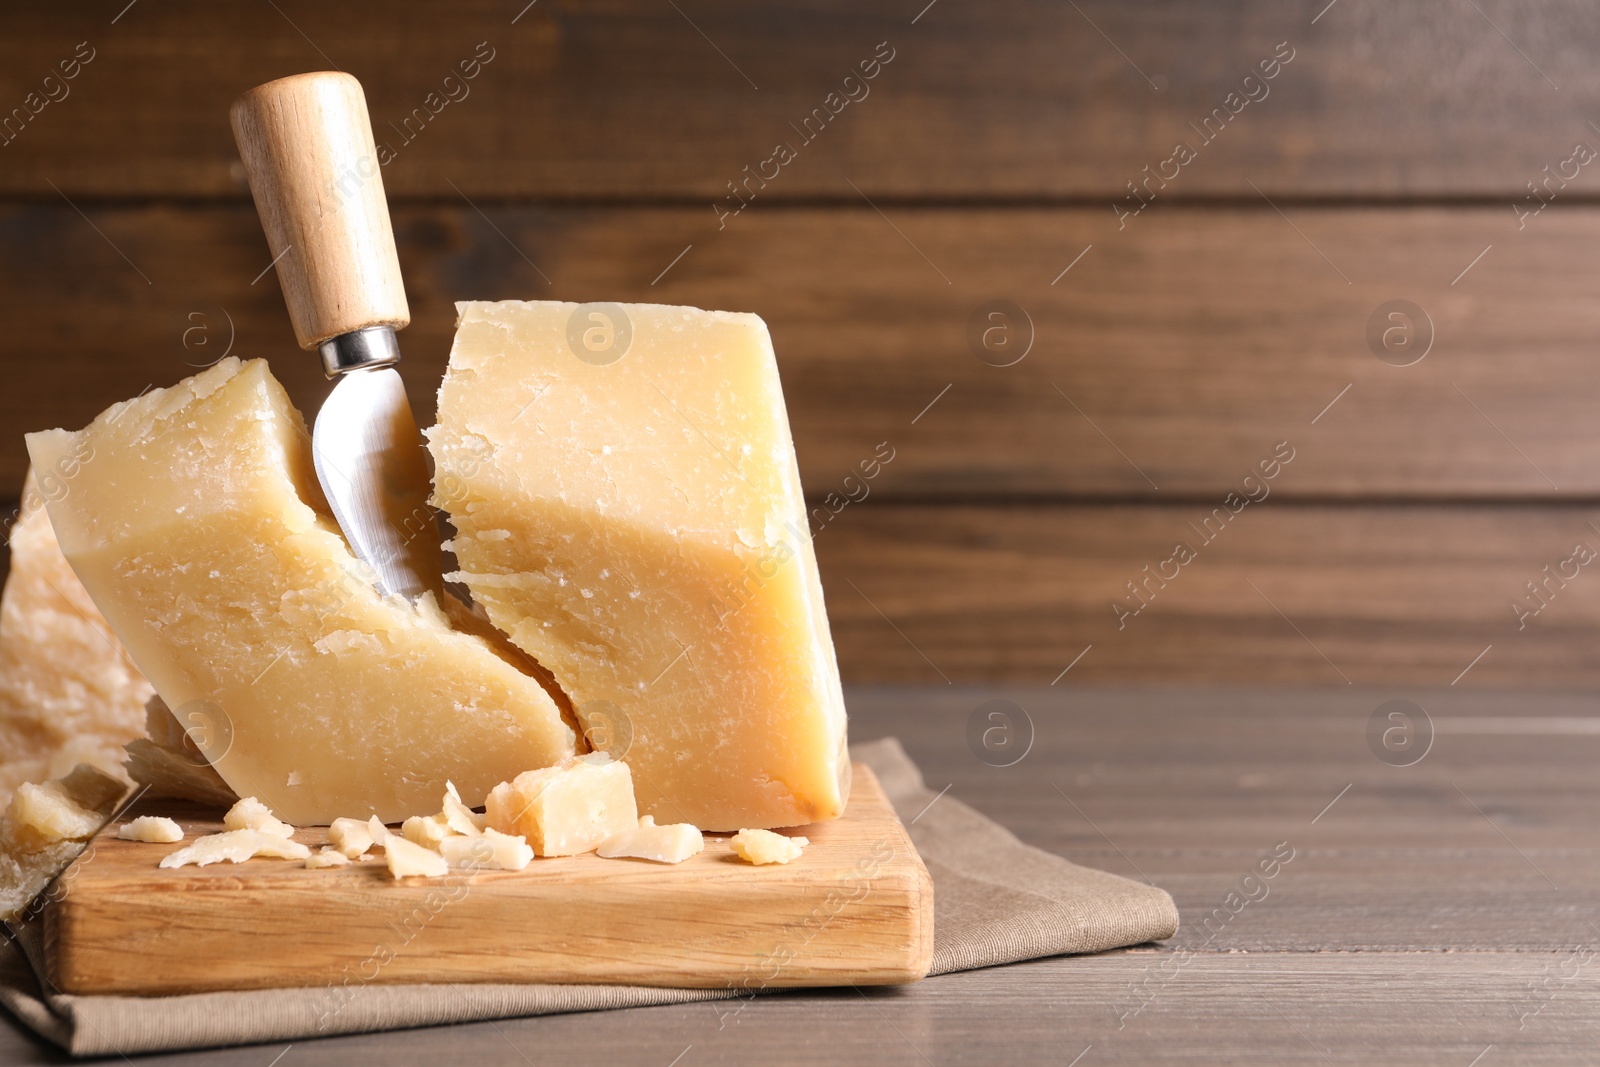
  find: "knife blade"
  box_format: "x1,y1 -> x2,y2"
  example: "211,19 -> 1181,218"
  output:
313,362 -> 441,601
231,73 -> 443,601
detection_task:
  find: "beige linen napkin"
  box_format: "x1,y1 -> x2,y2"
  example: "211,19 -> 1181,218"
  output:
0,737 -> 1178,1057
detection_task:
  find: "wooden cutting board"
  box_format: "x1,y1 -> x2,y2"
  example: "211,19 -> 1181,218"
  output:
41,763 -> 933,996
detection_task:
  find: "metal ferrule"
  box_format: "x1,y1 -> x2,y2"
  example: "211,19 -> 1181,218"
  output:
318,325 -> 402,378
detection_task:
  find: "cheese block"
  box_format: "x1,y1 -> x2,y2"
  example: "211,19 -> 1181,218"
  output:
485,753 -> 638,857
0,472 -> 153,806
26,357 -> 579,825
430,301 -> 850,830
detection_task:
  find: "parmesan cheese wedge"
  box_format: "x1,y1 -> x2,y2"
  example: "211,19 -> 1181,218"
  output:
0,472 -> 152,806
25,357 -> 579,825
430,301 -> 850,831
158,829 -> 310,869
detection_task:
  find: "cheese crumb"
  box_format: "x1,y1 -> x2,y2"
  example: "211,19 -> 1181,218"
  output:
441,781 -> 485,836
0,765 -> 128,922
729,828 -> 808,865
439,828 -> 534,871
222,796 -> 294,839
158,829 -> 311,868
598,815 -> 704,864
305,847 -> 350,869
116,815 -> 183,843
327,816 -> 376,859
381,833 -> 449,879
484,754 -> 638,857
402,813 -> 453,850
7,774 -> 119,850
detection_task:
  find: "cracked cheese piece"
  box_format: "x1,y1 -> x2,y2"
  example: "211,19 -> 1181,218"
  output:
223,796 -> 294,839
430,300 -> 850,831
25,357 -> 579,825
484,753 -> 637,857
0,471 -> 153,808
0,765 -> 127,921
116,815 -> 183,843
598,815 -> 704,864
157,829 -> 310,869
439,828 -> 534,871
730,828 -> 807,866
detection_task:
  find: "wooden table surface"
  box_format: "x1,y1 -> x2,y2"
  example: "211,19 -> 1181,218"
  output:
5,685 -> 1598,1065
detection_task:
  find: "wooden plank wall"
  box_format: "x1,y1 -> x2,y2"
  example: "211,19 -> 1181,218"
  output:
3,0 -> 1599,686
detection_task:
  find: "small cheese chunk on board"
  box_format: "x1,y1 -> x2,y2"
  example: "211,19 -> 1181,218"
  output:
40,764 -> 930,995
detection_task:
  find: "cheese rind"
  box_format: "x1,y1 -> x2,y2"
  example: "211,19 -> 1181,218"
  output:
484,754 -> 637,857
0,473 -> 152,806
430,301 -> 849,831
26,357 -> 579,825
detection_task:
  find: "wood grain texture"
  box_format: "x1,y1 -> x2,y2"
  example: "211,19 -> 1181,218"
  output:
2,500 -> 1596,688
231,72 -> 411,348
42,764 -> 932,997
4,203 -> 1600,501
8,687 -> 1599,1064
816,504 -> 1600,686
3,2 -> 1600,199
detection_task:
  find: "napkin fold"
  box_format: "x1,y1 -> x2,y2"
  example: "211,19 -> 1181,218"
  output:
0,737 -> 1178,1057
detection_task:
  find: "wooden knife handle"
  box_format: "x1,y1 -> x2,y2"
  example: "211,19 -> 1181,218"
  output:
231,71 -> 409,351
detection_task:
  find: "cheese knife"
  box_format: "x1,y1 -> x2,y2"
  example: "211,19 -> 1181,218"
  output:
230,72 -> 442,601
